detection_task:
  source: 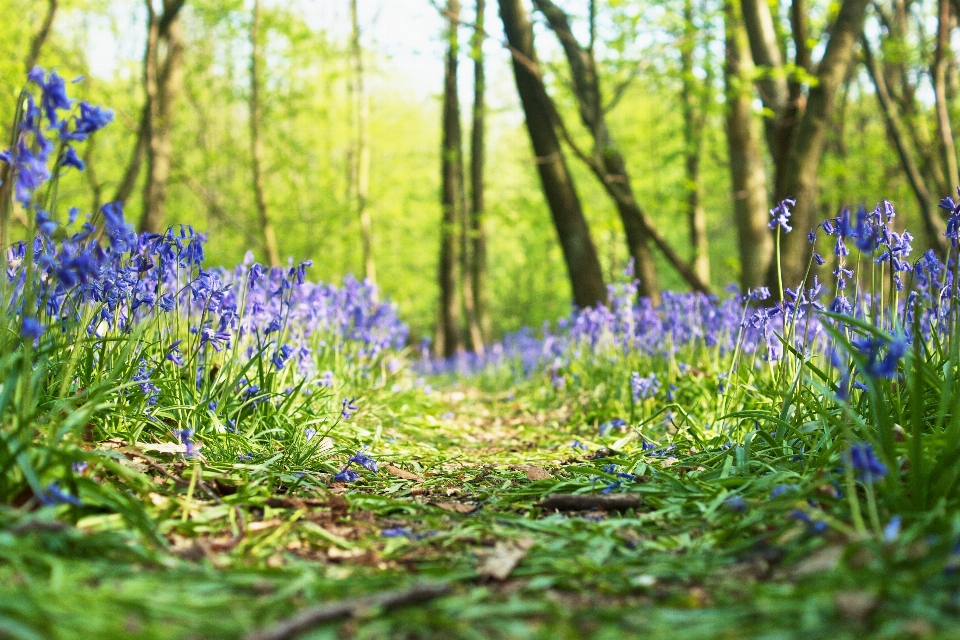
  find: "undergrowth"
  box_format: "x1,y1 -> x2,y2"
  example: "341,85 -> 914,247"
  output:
2,70 -> 960,640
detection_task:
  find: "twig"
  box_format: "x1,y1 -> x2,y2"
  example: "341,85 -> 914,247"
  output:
535,493 -> 642,511
243,583 -> 453,640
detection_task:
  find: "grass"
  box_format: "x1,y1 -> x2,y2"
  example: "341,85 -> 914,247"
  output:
4,70 -> 960,640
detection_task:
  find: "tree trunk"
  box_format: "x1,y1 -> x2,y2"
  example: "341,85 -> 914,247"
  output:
724,0 -> 773,290
249,0 -> 281,266
681,0 -> 710,286
437,0 -> 464,358
25,0 -> 58,73
468,0 -> 489,351
140,0 -> 185,234
350,0 -> 378,293
863,36 -> 945,253
531,0 -> 663,301
0,0 -> 59,246
498,0 -> 607,309
933,0 -> 960,193
767,0 -> 870,290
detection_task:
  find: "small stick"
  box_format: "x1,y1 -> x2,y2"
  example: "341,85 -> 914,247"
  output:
244,583 -> 453,640
535,493 -> 642,511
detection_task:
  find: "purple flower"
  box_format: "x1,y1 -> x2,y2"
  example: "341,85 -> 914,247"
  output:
39,481 -> 82,507
884,515 -> 901,542
334,468 -> 359,483
631,372 -> 660,402
849,443 -> 887,482
349,451 -> 378,472
22,317 -> 44,340
341,397 -> 358,420
60,146 -> 85,171
71,102 -> 114,140
382,527 -> 412,537
768,198 -> 795,233
177,429 -> 197,458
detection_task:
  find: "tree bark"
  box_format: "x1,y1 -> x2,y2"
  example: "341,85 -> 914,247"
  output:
140,0 -> 186,234
498,0 -> 608,309
863,37 -> 945,253
741,0 -> 790,171
437,0 -> 464,358
724,0 -> 773,290
531,0 -> 662,301
25,0 -> 58,73
767,0 -> 870,290
350,0 -> 378,293
0,0 -> 59,245
250,0 -> 281,266
468,0 -> 488,351
933,0 -> 960,193
681,0 -> 710,286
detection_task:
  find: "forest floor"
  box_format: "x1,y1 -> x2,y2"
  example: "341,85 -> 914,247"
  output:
4,381 -> 960,640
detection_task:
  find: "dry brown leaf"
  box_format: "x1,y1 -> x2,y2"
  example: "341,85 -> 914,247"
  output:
477,537 -> 534,580
328,547 -> 366,560
523,465 -> 553,481
432,501 -> 477,514
248,519 -> 283,532
660,457 -> 679,468
834,590 -> 877,623
139,442 -> 203,454
793,545 -> 844,577
384,464 -> 421,482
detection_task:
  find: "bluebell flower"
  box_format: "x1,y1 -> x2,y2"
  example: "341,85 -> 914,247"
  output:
177,429 -> 196,458
631,372 -> 660,402
60,146 -> 85,171
770,484 -> 797,498
334,468 -> 359,483
349,451 -> 378,472
341,397 -> 358,420
789,509 -> 827,533
165,340 -> 184,366
39,481 -> 82,507
382,527 -> 412,537
724,495 -> 747,512
602,480 -> 623,494
884,515 -> 901,543
305,428 -> 316,441
849,443 -> 887,482
22,316 -> 44,340
768,198 -> 795,233
70,102 -> 114,140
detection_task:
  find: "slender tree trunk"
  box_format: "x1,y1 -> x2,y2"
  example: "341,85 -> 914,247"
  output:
437,0 -> 464,358
468,0 -> 488,352
498,0 -> 608,309
249,0 -> 281,266
114,108 -> 149,206
531,0 -> 663,301
933,0 -> 960,192
681,0 -> 710,286
767,0 -> 870,290
0,0 -> 59,246
740,0 -> 789,177
724,0 -> 773,290
140,0 -> 185,234
863,36 -> 946,253
25,0 -> 58,73
350,0 -> 378,293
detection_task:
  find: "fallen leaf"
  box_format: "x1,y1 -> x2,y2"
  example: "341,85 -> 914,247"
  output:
139,442 -> 203,454
432,501 -> 477,514
477,537 -> 534,580
524,465 -> 553,481
248,519 -> 283,532
385,465 -> 421,481
793,545 -> 844,577
660,457 -> 678,468
835,590 -> 877,623
328,547 -> 367,560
